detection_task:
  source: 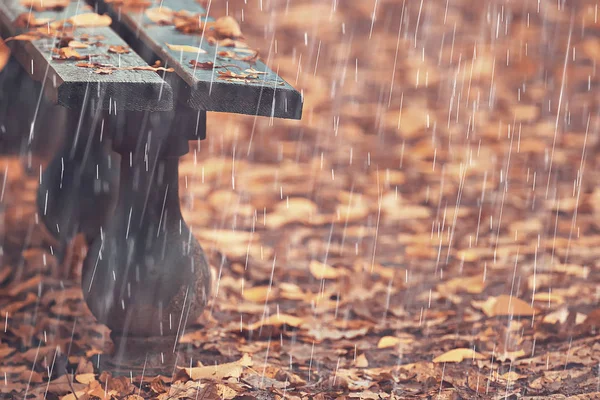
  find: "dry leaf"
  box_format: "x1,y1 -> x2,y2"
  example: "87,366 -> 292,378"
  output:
433,348 -> 487,363
189,60 -> 214,70
354,354 -> 369,368
242,286 -> 271,303
473,295 -> 537,318
309,260 -> 346,280
182,353 -> 252,381
145,7 -> 174,24
0,38 -> 9,73
68,41 -> 89,49
108,45 -> 130,54
20,0 -> 69,11
166,43 -> 206,54
53,47 -> 89,61
214,16 -> 243,38
69,13 -> 112,28
437,274 -> 486,295
245,314 -> 304,331
376,335 -> 414,349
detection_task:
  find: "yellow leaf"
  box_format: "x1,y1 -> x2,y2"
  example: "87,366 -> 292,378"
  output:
245,314 -> 304,331
354,353 -> 369,368
145,7 -> 174,24
214,16 -> 243,38
182,354 -> 252,381
68,40 -> 89,49
69,13 -> 112,27
309,260 -> 346,280
377,335 -> 413,349
166,43 -> 207,54
473,295 -> 537,317
242,286 -> 271,303
433,348 -> 487,363
75,373 -> 96,384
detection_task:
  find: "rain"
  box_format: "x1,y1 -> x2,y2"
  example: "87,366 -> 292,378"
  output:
0,0 -> 599,398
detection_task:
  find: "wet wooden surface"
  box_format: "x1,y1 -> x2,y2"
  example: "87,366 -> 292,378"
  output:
0,0 -> 172,110
95,0 -> 303,118
2,0 -> 600,398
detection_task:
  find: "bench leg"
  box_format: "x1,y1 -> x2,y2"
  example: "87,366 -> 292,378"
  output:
36,111 -> 119,273
81,110 -> 210,375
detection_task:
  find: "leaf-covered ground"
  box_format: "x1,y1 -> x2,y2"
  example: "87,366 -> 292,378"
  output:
3,0 -> 600,398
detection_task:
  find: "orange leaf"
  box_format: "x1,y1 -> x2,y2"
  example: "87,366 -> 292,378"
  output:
20,0 -> 69,11
0,38 -> 10,73
433,348 -> 487,363
69,13 -> 112,28
213,16 -> 243,39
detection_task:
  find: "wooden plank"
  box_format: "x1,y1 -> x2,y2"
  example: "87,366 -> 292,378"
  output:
0,0 -> 172,111
93,0 -> 303,119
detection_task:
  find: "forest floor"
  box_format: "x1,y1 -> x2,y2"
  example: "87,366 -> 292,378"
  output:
2,0 -> 600,398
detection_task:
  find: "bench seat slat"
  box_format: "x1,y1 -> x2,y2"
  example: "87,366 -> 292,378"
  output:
96,0 -> 302,119
0,0 -> 172,111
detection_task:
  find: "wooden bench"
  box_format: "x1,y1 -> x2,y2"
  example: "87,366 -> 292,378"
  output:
1,0 -> 302,376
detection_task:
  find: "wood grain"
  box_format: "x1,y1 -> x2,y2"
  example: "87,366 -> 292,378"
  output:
0,0 -> 172,111
94,0 -> 302,119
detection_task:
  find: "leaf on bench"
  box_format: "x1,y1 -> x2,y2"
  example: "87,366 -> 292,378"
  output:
108,45 -> 130,54
166,43 -> 205,54
69,13 -> 112,27
20,0 -> 69,11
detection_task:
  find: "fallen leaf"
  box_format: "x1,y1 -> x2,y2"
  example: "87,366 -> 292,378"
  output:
0,38 -> 9,73
189,60 -> 214,69
214,16 -> 243,38
68,40 -> 89,49
108,45 -> 130,54
309,260 -> 347,280
377,335 -> 414,349
166,43 -> 206,54
69,13 -> 112,28
75,373 -> 96,384
242,285 -> 271,303
433,348 -> 487,363
94,68 -> 114,74
245,314 -> 304,331
245,67 -> 267,74
182,354 -> 253,381
354,353 -> 369,368
53,47 -> 89,60
473,295 -> 537,317
145,7 -> 174,24
20,0 -> 69,11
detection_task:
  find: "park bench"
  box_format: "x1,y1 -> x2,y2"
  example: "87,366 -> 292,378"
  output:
0,0 -> 303,375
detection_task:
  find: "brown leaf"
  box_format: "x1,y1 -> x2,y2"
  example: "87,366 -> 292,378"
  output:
94,68 -> 114,74
189,60 -> 214,70
53,47 -> 89,60
20,0 -> 69,11
108,45 -> 131,54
